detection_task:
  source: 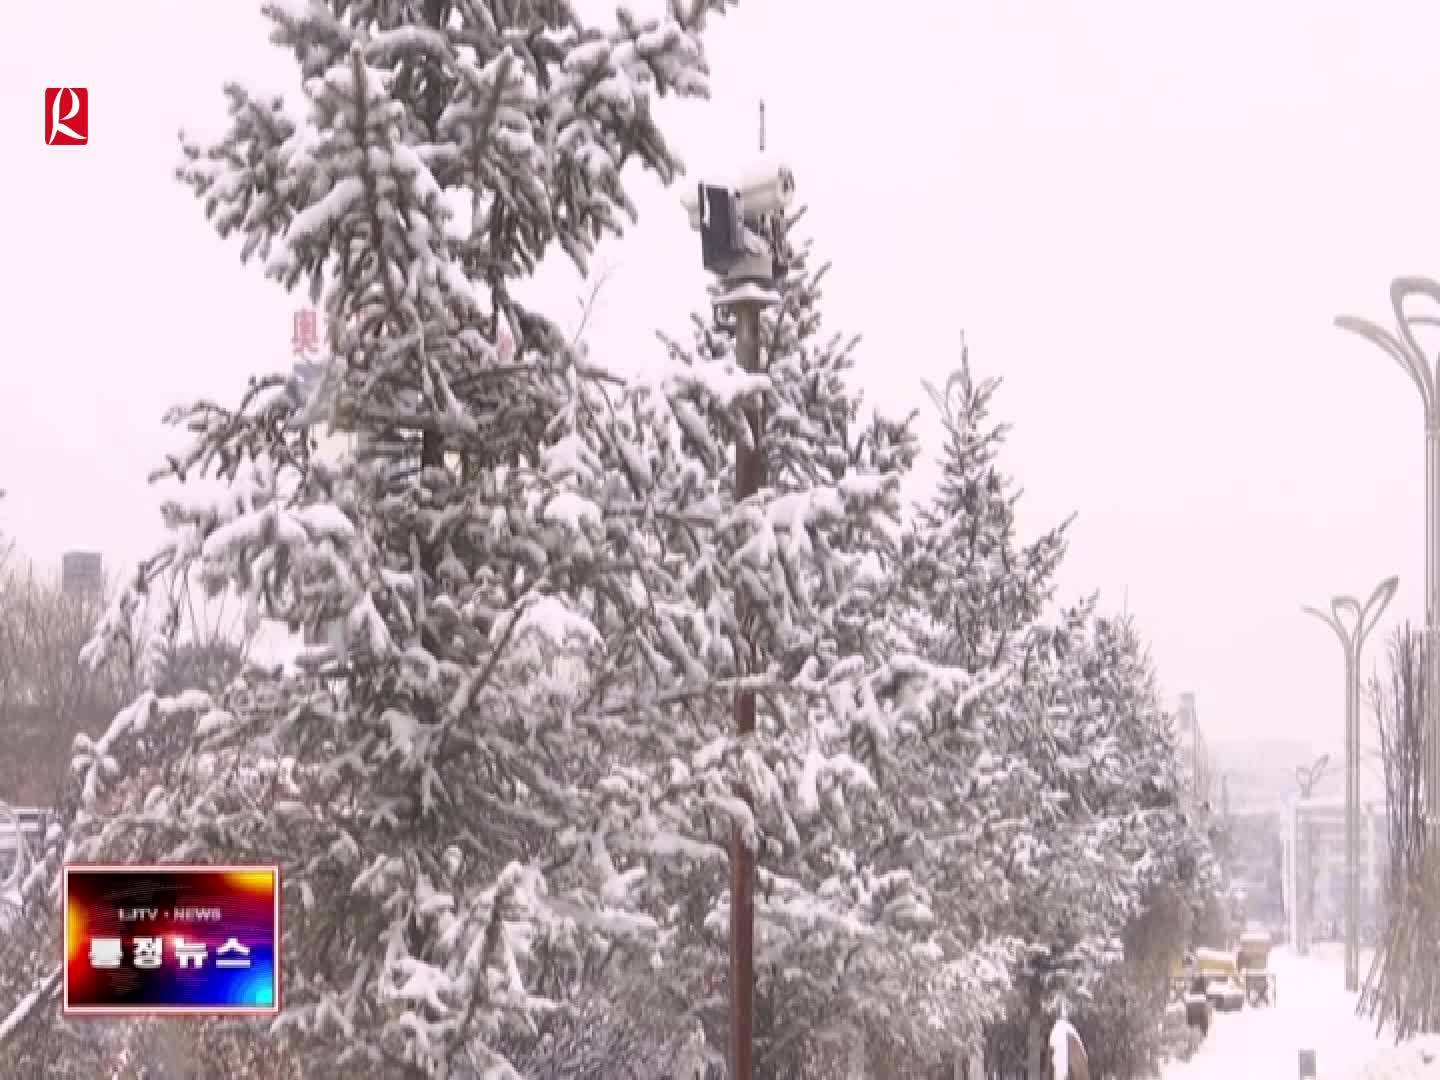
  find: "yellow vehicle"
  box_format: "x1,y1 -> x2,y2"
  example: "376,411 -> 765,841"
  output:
1167,955 -> 1212,1033
1236,929 -> 1277,1006
1168,932 -> 1278,1010
1194,948 -> 1246,1011
1194,947 -> 1238,978
1168,952 -> 1205,999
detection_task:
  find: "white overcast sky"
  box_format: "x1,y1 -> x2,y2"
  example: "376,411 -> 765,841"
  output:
8,1 -> 1440,770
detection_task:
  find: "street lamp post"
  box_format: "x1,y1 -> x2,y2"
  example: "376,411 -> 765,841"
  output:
1303,576 -> 1398,992
1336,280 -> 1440,851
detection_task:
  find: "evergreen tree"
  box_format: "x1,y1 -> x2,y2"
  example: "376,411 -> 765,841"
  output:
67,2 -> 761,1075
982,610 -> 1214,1080
903,356 -> 1070,674
1063,616 -> 1218,1079
888,354 -> 1210,1076
859,352 -> 1076,1070
21,9 -> 1219,1065
624,213 -> 946,1074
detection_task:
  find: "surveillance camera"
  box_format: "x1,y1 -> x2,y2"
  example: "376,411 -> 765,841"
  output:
682,157 -> 795,280
732,160 -> 796,220
681,157 -> 796,229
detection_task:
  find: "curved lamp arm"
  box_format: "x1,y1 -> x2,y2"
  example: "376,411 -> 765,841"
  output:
1390,277 -> 1440,398
1295,753 -> 1331,797
1303,576 -> 1398,655
1334,314 -> 1433,411
1359,575 -> 1399,643
1332,576 -> 1399,648
1302,603 -> 1352,651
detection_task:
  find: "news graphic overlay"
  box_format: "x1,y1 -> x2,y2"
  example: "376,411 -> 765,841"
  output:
63,866 -> 279,1016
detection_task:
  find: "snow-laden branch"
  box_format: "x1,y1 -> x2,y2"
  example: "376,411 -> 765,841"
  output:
0,968 -> 60,1048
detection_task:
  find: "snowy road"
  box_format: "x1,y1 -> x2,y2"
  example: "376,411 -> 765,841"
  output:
1163,944 -> 1385,1080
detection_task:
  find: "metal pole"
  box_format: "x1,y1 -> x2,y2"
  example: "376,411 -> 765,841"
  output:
1303,577 -> 1398,990
691,113 -> 786,1076
1347,659 -> 1359,990
1428,416 -> 1440,847
1298,806 -> 1310,956
728,299 -> 763,1080
1345,649 -> 1359,991
1296,806 -> 1307,956
1336,282 -> 1440,846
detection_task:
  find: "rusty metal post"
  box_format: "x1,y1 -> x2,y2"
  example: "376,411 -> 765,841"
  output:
728,298 -> 763,1080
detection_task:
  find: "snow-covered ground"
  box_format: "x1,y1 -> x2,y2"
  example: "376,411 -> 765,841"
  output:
1163,943 -> 1391,1079
1351,1037 -> 1440,1080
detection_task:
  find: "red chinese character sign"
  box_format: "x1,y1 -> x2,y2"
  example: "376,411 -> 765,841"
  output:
292,308 -> 321,358
290,309 -> 327,415
292,308 -> 513,363
63,865 -> 280,1016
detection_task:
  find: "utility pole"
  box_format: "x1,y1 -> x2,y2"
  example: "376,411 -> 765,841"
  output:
681,103 -> 793,1080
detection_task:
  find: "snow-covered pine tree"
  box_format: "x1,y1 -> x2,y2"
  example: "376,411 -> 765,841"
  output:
853,351 -> 1078,1070
883,352 -> 1206,1076
1064,616 -> 1217,1078
903,356 -> 1070,674
888,354 -> 1215,1077
1074,616 -> 1202,908
596,211 -> 964,1075
66,2 -> 770,1075
1015,612 -> 1155,1001
969,599 -> 1116,1080
982,608 -> 1213,1080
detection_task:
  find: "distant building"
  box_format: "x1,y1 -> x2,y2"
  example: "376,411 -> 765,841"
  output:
60,551 -> 102,596
1225,806 -> 1286,928
1280,796 -> 1387,946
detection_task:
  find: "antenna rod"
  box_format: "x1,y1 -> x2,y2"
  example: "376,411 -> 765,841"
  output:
759,100 -> 765,153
